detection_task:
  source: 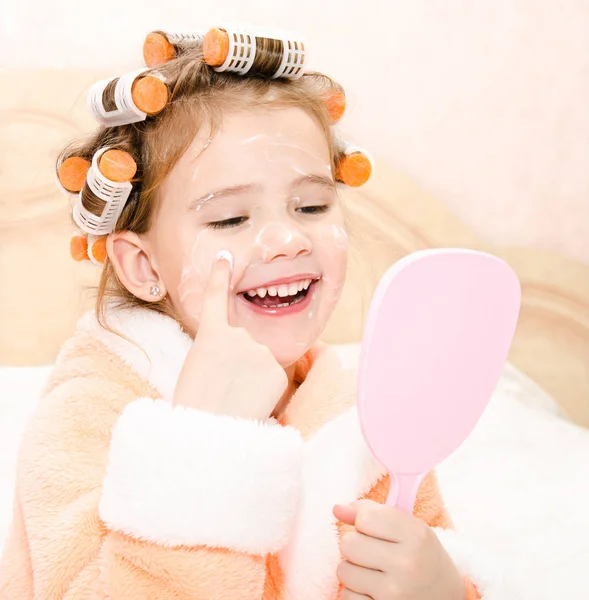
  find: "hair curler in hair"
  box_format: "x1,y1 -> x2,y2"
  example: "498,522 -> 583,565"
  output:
58,156 -> 91,192
73,147 -> 137,236
322,87 -> 346,123
87,68 -> 168,127
70,234 -> 89,262
203,27 -> 306,80
336,145 -> 374,187
143,31 -> 206,67
70,233 -> 107,264
87,234 -> 108,264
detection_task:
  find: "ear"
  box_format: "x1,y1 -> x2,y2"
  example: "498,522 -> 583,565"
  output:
107,231 -> 165,302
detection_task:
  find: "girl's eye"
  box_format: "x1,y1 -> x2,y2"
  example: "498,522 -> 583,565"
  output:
296,205 -> 331,215
207,205 -> 330,229
208,217 -> 248,230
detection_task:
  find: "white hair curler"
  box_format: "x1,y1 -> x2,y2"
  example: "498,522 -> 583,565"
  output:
204,26 -> 306,80
87,68 -> 168,127
271,36 -> 306,80
73,147 -> 134,235
143,30 -> 207,67
165,31 -> 206,45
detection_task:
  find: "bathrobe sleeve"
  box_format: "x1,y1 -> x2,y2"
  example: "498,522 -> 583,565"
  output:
0,374 -> 302,600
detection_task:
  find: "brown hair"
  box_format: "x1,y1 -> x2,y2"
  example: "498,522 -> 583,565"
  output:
57,41 -> 345,328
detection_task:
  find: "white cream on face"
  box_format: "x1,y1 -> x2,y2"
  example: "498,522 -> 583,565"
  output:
152,107 -> 348,366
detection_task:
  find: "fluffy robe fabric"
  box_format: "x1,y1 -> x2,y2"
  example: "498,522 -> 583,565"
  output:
0,307 -> 506,599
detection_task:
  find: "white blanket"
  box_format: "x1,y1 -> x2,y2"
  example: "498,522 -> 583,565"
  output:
1,355 -> 588,599
437,367 -> 589,599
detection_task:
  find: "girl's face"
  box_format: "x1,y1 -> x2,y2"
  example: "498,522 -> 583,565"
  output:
149,107 -> 348,366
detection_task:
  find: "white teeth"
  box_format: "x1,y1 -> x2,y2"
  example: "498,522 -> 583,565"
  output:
245,278 -> 316,298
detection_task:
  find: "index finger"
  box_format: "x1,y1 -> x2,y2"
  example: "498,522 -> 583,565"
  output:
199,250 -> 233,329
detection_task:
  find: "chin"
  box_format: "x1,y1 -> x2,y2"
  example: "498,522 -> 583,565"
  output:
272,344 -> 314,368
256,334 -> 316,368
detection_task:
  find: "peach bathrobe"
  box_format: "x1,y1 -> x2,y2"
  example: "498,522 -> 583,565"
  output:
0,307 -> 501,599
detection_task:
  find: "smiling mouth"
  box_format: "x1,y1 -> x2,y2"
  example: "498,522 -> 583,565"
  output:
240,278 -> 319,309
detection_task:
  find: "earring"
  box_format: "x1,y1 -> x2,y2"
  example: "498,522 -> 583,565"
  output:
150,284 -> 161,297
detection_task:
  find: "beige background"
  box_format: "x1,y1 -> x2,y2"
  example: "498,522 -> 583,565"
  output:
1,0 -> 588,425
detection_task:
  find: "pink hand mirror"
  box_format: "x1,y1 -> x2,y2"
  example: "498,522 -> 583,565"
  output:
357,249 -> 521,512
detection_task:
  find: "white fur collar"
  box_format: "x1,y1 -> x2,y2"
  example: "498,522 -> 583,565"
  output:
78,306 -> 385,598
77,306 -> 192,403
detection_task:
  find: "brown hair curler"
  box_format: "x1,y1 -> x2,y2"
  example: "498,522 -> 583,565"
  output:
203,27 -> 306,80
336,146 -> 374,187
143,31 -> 206,67
73,147 -> 137,236
88,68 -> 169,127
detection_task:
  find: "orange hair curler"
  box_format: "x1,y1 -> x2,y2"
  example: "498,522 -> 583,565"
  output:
202,28 -> 231,67
336,146 -> 374,187
58,156 -> 91,193
87,235 -> 108,264
74,147 -> 137,236
98,149 -> 137,183
70,233 -> 108,265
70,234 -> 89,262
143,31 -> 205,67
322,88 -> 346,123
203,27 -> 306,80
88,68 -> 168,127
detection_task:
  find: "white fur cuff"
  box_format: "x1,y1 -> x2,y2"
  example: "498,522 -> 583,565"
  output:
99,398 -> 303,555
434,528 -> 524,599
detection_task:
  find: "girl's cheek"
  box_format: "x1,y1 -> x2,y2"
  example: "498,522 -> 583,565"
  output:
316,223 -> 349,296
176,231 -> 250,325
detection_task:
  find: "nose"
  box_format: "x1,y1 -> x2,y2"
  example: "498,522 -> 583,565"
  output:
254,221 -> 312,262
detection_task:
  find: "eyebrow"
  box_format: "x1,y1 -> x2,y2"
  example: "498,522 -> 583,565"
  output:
188,173 -> 336,211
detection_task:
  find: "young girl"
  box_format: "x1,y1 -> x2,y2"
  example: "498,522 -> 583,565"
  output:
1,27 -> 497,599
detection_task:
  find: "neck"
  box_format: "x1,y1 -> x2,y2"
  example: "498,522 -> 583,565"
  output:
272,362 -> 299,419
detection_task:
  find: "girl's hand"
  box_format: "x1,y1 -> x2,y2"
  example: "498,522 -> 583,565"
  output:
173,253 -> 288,420
333,500 -> 465,600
